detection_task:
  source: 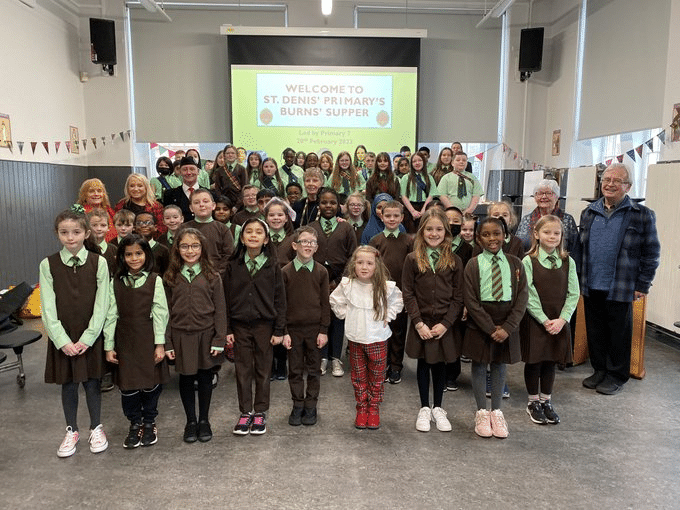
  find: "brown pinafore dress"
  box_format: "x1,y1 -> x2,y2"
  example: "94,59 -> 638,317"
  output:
520,258 -> 573,364
44,252 -> 105,384
113,274 -> 170,391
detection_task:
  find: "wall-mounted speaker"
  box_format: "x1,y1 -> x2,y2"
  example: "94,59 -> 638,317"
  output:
89,18 -> 116,66
519,27 -> 544,73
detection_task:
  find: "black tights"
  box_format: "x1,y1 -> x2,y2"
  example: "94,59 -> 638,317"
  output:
179,369 -> 213,423
524,361 -> 556,396
61,378 -> 101,432
416,359 -> 446,408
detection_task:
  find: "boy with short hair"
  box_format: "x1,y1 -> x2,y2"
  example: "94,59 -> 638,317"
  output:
134,212 -> 170,275
87,208 -> 117,276
160,205 -> 184,248
111,209 -> 136,248
182,188 -> 234,276
369,201 -> 413,384
281,227 -> 330,426
286,182 -> 303,205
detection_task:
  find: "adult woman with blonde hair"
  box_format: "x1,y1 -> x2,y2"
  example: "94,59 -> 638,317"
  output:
77,178 -> 117,242
114,173 -> 166,236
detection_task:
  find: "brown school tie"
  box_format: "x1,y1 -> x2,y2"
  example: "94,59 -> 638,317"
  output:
491,255 -> 502,301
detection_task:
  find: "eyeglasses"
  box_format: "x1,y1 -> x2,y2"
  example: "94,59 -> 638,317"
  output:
179,243 -> 201,251
135,220 -> 153,226
348,203 -> 364,208
534,191 -> 555,198
295,240 -> 318,247
601,177 -> 629,185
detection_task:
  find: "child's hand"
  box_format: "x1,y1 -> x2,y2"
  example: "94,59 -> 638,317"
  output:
415,322 -> 433,340
544,318 -> 567,335
270,335 -> 283,345
154,345 -> 165,363
226,334 -> 235,347
210,347 -> 221,357
73,341 -> 89,355
105,350 -> 118,364
282,334 -> 292,350
461,307 -> 468,321
317,333 -> 328,349
61,343 -> 79,357
165,350 -> 176,360
430,323 -> 448,339
490,326 -> 509,343
412,210 -> 422,219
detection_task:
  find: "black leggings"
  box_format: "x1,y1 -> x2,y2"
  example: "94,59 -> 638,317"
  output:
61,378 -> 101,432
524,361 -> 556,396
416,359 -> 446,408
179,369 -> 213,423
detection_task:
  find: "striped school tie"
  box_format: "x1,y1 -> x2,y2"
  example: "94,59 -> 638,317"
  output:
491,255 -> 502,301
247,259 -> 257,276
69,256 -> 80,273
186,268 -> 195,281
271,233 -> 280,243
547,255 -> 557,269
430,250 -> 439,269
323,219 -> 333,236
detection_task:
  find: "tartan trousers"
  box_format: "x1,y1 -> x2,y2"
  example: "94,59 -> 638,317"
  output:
349,340 -> 387,413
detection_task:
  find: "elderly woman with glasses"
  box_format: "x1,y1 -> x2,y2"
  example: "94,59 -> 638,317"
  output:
515,179 -> 578,252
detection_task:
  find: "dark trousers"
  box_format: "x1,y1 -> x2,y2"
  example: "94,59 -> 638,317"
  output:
387,310 -> 408,372
121,385 -> 162,424
445,320 -> 466,382
583,290 -> 632,385
233,321 -> 274,414
322,313 -> 344,360
287,326 -> 322,409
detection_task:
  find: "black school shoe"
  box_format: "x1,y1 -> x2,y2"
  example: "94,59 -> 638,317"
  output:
389,370 -> 402,385
541,401 -> 560,424
183,421 -> 198,443
289,407 -> 303,426
301,407 -> 317,426
141,423 -> 158,446
123,423 -> 142,448
582,371 -> 607,389
197,420 -> 213,442
596,378 -> 624,395
526,401 -> 547,425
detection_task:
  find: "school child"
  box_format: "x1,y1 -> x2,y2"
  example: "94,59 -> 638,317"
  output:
402,209 -> 464,432
225,218 -> 287,436
462,217 -> 528,439
40,207 -> 110,457
310,188 -> 358,377
474,201 -> 525,259
344,192 -> 370,245
329,150 -> 366,207
521,215 -> 579,425
281,227 -> 331,426
295,151 -> 306,168
360,193 -> 407,245
365,151 -> 401,203
256,188 -> 277,215
362,151 -> 376,182
430,147 -> 454,185
318,153 -> 334,184
285,182 -> 303,205
213,195 -> 234,230
182,189 -> 235,276
369,201 -> 413,384
292,168 -> 325,227
264,198 -> 296,380
438,151 -> 483,215
103,234 -> 169,448
461,213 -> 476,246
164,228 -> 227,443
159,205 -> 184,249
231,185 -> 261,228
280,147 -> 305,189
443,206 -> 474,390
134,212 -> 170,275
353,144 -> 368,174
400,152 -> 439,233
254,157 -> 286,197
245,151 -> 263,185
111,209 -> 136,248
87,208 -> 117,276
329,246 -> 403,429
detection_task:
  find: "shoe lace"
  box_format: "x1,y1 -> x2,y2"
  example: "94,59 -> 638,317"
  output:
238,414 -> 251,426
90,426 -> 105,444
253,414 -> 265,426
62,429 -> 78,447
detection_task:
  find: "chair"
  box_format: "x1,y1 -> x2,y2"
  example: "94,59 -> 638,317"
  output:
0,329 -> 42,387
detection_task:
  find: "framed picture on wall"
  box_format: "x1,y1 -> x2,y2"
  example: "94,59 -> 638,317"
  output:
0,114 -> 11,148
552,129 -> 561,156
671,103 -> 680,143
70,126 -> 80,154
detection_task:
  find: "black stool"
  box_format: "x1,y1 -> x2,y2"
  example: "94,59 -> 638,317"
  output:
0,329 -> 42,387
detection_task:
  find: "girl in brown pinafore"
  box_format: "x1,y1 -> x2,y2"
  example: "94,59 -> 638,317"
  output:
40,207 -> 110,458
104,234 -> 170,448
521,215 -> 579,426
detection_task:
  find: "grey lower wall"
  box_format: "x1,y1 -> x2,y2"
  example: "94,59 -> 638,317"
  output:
0,160 -> 141,289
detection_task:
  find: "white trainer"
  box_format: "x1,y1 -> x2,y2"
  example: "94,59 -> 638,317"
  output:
88,424 -> 109,453
416,406 -> 432,432
474,409 -> 493,438
331,359 -> 344,377
57,426 -> 79,458
320,358 -> 328,376
431,407 -> 452,432
490,409 -> 509,438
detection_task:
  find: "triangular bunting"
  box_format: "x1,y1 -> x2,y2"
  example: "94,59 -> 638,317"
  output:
7,141 -> 12,153
645,139 -> 654,151
42,142 -> 49,154
658,130 -> 666,144
119,131 -> 125,141
83,139 -> 87,150
18,141 -> 24,154
150,142 -> 158,149
102,136 -> 106,146
626,149 -> 636,161
65,141 -> 71,153
55,141 -> 61,153
111,133 -> 116,141
168,150 -> 175,158
635,145 -> 643,158
30,142 -> 37,154
126,129 -> 131,138
475,152 -> 483,161
92,137 -> 97,149
606,158 -> 613,166
616,155 -> 624,163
